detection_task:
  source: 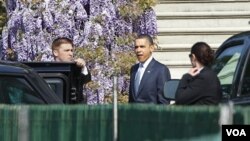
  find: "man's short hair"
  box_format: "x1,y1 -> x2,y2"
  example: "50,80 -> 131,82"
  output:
52,37 -> 73,51
136,34 -> 154,45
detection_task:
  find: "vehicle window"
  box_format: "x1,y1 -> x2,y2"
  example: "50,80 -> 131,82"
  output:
45,78 -> 64,100
212,44 -> 244,96
241,54 -> 250,95
0,76 -> 45,104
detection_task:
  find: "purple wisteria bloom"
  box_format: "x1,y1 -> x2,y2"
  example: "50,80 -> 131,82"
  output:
1,0 -> 158,104
133,7 -> 158,36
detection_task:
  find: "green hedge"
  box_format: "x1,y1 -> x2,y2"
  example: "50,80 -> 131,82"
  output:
0,104 -> 249,141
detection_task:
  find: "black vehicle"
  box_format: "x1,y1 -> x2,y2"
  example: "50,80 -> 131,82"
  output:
164,31 -> 250,105
0,61 -> 84,104
211,31 -> 250,105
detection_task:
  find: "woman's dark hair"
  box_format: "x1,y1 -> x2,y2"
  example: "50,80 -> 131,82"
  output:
191,42 -> 214,66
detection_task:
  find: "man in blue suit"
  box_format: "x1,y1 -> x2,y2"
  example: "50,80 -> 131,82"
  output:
129,34 -> 171,104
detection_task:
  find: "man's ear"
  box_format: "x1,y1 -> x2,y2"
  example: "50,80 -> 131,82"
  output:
192,54 -> 197,61
150,44 -> 155,52
53,50 -> 58,57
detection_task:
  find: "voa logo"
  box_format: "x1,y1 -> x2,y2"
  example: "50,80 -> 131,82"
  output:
226,129 -> 246,136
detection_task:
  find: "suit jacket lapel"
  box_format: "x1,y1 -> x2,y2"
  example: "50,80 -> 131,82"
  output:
137,59 -> 156,96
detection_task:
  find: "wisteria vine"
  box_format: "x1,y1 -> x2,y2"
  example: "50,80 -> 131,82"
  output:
1,0 -> 158,104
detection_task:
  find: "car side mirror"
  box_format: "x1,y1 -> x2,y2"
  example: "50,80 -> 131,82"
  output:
164,79 -> 180,100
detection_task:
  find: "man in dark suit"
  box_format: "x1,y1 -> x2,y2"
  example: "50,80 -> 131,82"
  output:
52,37 -> 91,102
52,37 -> 91,83
129,34 -> 171,104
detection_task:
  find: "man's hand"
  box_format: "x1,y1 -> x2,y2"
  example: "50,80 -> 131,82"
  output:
74,58 -> 86,68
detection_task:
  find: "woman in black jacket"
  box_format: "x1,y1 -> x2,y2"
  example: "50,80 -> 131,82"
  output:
175,42 -> 222,105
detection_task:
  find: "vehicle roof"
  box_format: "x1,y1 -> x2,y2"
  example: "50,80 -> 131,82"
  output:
0,61 -> 32,74
0,61 -> 63,104
216,31 -> 250,55
224,31 -> 250,42
22,61 -> 78,72
0,61 -> 78,73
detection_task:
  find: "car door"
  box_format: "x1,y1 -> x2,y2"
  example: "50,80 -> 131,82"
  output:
232,47 -> 250,105
211,32 -> 250,105
0,75 -> 47,104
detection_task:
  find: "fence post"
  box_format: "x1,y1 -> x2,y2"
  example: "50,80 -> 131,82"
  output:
219,101 -> 234,125
113,75 -> 118,141
18,106 -> 29,141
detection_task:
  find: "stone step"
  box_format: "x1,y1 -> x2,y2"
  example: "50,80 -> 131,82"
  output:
157,27 -> 249,44
159,0 -> 249,2
156,43 -> 220,51
154,56 -> 191,79
160,60 -> 190,68
154,0 -> 250,79
157,33 -> 231,45
157,18 -> 250,28
158,0 -> 250,4
158,27 -> 250,35
152,51 -> 190,64
167,67 -> 190,79
154,2 -> 250,13
156,11 -> 250,20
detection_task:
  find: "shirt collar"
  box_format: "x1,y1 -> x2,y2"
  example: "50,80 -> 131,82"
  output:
140,55 -> 153,68
197,67 -> 204,73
